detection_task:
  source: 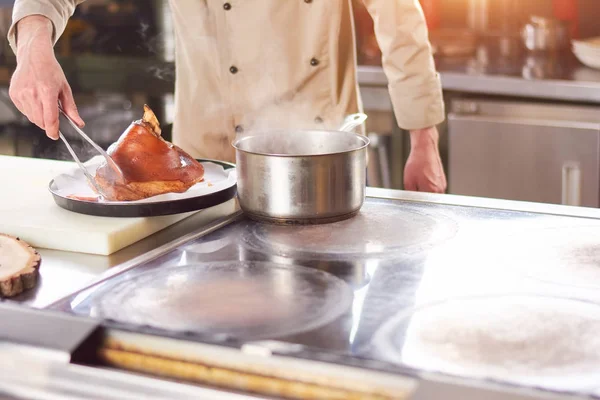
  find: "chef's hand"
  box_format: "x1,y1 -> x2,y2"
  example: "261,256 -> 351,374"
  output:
403,126 -> 447,193
9,15 -> 84,140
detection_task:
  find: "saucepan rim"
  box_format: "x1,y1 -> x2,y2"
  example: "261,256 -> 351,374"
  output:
231,129 -> 370,158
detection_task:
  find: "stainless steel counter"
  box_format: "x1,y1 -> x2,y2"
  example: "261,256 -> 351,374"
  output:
24,188 -> 600,312
44,188 -> 600,399
358,50 -> 600,105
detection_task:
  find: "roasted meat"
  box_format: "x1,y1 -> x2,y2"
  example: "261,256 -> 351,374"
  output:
95,105 -> 204,201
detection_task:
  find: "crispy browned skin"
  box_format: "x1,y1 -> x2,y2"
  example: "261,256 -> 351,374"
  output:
95,105 -> 204,201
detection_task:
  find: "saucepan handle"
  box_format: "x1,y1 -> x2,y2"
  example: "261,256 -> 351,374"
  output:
338,113 -> 368,132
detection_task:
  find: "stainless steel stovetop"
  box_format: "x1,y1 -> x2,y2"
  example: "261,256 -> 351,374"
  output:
50,196 -> 600,397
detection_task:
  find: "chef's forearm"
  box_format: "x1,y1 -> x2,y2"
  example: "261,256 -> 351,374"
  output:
7,0 -> 84,55
361,0 -> 445,130
14,16 -> 53,62
409,126 -> 439,149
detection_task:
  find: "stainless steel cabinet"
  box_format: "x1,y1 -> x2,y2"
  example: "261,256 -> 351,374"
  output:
448,98 -> 600,207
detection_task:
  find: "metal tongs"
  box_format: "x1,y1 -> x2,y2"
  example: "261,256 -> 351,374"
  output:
58,104 -> 125,198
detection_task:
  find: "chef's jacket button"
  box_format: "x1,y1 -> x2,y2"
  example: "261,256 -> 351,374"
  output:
229,66 -> 238,74
223,3 -> 232,10
314,116 -> 323,123
310,58 -> 319,66
235,125 -> 244,133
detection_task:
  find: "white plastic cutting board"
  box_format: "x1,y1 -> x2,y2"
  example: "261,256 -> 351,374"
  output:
0,155 -> 198,255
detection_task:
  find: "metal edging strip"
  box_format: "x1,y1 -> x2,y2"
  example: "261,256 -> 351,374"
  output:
366,187 -> 600,220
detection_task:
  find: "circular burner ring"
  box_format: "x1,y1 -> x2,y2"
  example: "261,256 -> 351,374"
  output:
371,294 -> 600,392
242,200 -> 459,260
85,261 -> 354,341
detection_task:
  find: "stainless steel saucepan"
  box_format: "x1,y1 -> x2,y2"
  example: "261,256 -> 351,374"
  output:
232,114 -> 369,224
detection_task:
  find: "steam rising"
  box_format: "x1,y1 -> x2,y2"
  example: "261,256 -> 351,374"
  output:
137,21 -> 151,38
137,20 -> 175,81
52,136 -> 100,163
235,130 -> 367,156
147,64 -> 175,81
55,114 -> 104,162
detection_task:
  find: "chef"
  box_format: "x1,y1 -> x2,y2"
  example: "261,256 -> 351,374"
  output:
7,0 -> 446,193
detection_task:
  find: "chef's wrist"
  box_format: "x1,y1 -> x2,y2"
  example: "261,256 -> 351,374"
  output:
15,16 -> 54,61
409,126 -> 439,150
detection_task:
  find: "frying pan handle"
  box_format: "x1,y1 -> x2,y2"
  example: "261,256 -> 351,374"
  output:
338,113 -> 368,132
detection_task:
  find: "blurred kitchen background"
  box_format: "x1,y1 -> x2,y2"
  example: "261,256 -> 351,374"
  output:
1,0 -> 600,208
